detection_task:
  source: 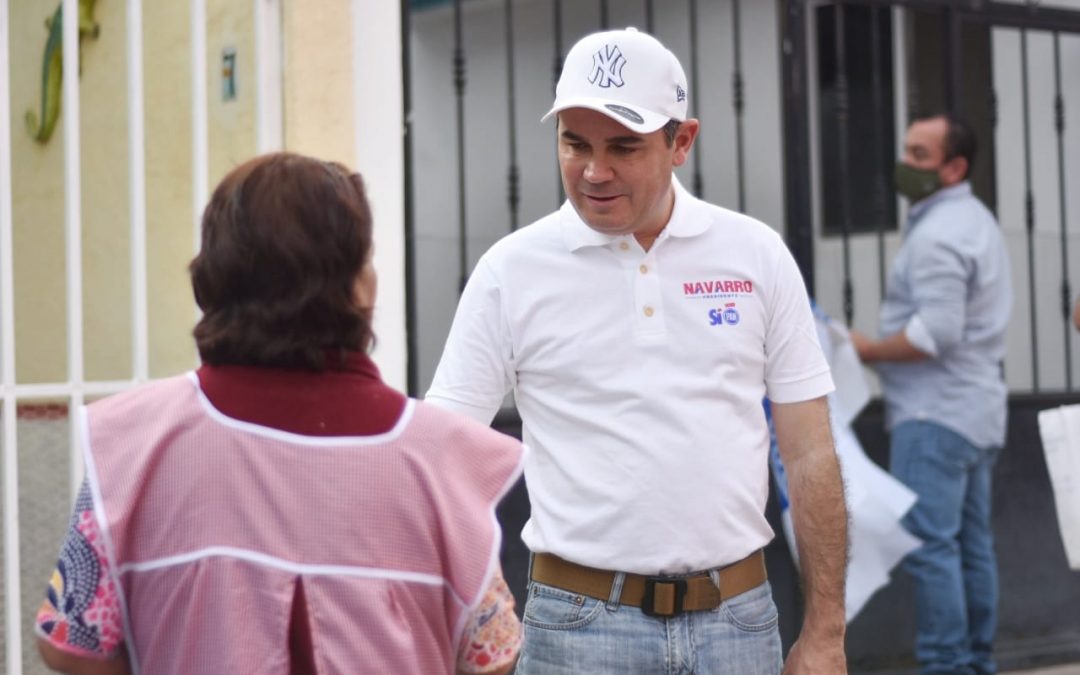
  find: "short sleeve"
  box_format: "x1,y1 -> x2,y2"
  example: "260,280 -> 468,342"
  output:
35,479 -> 125,660
426,258 -> 516,424
456,569 -> 522,673
763,241 -> 835,403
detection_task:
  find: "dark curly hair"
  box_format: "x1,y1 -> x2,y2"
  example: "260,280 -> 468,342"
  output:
190,152 -> 374,370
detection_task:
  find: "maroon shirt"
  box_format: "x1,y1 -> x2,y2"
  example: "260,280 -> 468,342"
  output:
196,351 -> 407,436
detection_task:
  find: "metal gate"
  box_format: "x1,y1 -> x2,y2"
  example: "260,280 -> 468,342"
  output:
405,0 -> 773,396
404,0 -> 1080,397
780,0 -> 1080,394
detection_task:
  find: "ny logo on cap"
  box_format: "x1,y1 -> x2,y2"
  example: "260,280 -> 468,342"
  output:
589,44 -> 627,88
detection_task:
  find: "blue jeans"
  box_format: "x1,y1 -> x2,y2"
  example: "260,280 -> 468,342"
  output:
890,420 -> 1001,675
515,575 -> 782,674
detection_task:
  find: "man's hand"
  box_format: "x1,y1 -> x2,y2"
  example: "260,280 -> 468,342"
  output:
848,329 -> 873,362
783,635 -> 847,674
847,329 -> 929,364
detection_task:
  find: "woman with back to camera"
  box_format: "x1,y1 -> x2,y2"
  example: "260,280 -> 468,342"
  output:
34,152 -> 525,675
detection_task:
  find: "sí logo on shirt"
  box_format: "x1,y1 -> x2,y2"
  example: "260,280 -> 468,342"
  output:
709,303 -> 741,326
683,279 -> 753,299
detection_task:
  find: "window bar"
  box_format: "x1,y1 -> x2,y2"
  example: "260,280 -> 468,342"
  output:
944,8 -> 963,116
0,0 -> 22,671
689,0 -> 703,197
254,0 -> 284,154
127,0 -> 148,384
401,0 -> 419,395
835,4 -> 854,326
1054,31 -> 1072,391
600,0 -> 609,30
1020,28 -> 1039,391
904,11 -> 919,122
732,0 -> 745,211
988,85 -> 999,214
645,0 -> 654,34
192,0 -> 209,256
453,0 -> 468,291
63,0 -> 87,500
553,0 -> 564,205
780,0 -> 814,293
506,0 -> 520,231
870,5 -> 887,298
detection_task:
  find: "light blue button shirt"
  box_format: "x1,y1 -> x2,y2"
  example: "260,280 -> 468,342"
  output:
876,181 -> 1013,448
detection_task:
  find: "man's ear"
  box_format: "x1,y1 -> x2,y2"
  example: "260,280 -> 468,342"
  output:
672,119 -> 701,168
940,155 -> 969,186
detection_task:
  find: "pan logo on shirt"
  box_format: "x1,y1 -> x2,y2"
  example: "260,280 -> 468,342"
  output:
683,278 -> 753,300
709,303 -> 741,326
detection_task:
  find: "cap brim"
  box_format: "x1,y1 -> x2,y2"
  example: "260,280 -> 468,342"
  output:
541,98 -> 670,134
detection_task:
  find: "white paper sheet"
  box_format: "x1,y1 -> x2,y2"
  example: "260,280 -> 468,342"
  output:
770,306 -> 921,622
1036,404 -> 1080,570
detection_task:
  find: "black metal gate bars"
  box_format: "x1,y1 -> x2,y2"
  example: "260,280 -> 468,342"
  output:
402,0 -> 1080,396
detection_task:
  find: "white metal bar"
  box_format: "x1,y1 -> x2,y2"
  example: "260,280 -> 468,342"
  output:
6,380 -> 135,399
192,0 -> 208,254
0,0 -> 23,669
351,0 -> 408,390
128,0 -> 148,383
63,0 -> 87,519
255,0 -> 283,153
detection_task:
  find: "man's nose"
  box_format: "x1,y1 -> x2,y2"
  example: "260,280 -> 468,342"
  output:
584,156 -> 613,183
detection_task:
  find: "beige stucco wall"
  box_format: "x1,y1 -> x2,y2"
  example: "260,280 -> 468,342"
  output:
79,0 -> 135,384
207,0 -> 257,185
143,0 -> 259,379
9,1 -> 260,384
282,0 -> 354,165
142,1 -> 197,380
10,2 -> 75,384
8,0 -> 407,388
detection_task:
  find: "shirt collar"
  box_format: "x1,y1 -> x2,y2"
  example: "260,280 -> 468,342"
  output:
560,175 -> 711,252
200,349 -> 383,381
906,181 -> 972,230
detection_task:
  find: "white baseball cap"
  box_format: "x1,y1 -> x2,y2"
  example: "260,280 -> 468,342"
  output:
542,27 -> 689,134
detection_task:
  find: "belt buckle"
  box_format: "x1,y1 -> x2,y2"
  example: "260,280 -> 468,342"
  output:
641,577 -> 687,617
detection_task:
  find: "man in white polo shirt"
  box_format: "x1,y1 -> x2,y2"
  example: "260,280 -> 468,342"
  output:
427,28 -> 847,674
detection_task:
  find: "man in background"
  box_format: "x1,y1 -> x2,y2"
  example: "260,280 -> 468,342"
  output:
852,114 -> 1012,675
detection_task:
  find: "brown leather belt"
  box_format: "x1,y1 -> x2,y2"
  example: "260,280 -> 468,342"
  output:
530,550 -> 766,618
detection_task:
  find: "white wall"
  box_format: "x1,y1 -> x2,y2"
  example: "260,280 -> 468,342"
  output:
353,1 -> 407,391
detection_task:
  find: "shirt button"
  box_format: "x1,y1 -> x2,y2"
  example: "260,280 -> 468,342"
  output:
639,264 -> 649,274
643,306 -> 655,317
619,241 -> 630,251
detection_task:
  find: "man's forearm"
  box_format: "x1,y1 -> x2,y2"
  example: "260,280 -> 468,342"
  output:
772,396 -> 848,672
785,446 -> 849,637
852,330 -> 930,364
